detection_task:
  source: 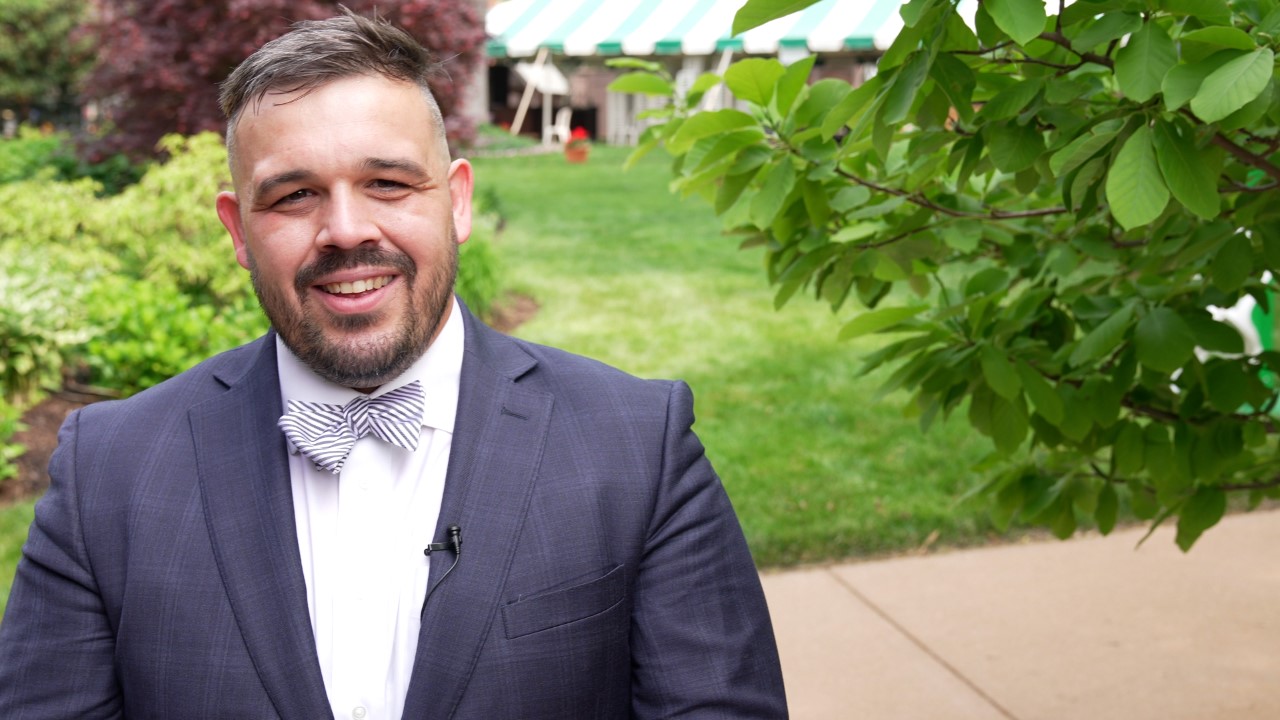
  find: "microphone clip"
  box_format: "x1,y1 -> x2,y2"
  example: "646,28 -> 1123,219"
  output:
424,524 -> 462,556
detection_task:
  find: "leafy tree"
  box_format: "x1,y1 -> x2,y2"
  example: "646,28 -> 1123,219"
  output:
0,0 -> 93,121
79,0 -> 485,158
613,0 -> 1280,549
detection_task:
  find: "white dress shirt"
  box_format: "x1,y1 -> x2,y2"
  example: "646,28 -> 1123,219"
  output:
276,298 -> 464,720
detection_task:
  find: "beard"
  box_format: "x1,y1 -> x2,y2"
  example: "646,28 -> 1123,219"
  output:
248,233 -> 458,390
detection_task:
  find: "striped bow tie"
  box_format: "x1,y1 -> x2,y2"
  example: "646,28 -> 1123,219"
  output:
278,380 -> 425,474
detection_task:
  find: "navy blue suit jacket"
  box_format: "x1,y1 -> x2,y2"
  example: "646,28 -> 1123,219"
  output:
0,305 -> 786,718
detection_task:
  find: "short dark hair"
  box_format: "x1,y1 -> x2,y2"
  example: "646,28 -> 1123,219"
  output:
220,8 -> 444,152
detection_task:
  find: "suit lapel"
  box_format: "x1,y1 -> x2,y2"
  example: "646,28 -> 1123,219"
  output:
401,309 -> 552,718
189,336 -> 333,720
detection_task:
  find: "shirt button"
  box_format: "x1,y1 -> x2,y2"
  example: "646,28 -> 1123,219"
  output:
353,707 -> 367,719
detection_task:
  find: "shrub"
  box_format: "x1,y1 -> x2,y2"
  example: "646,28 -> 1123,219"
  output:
98,133 -> 245,304
0,128 -> 64,184
80,278 -> 266,396
2,130 -> 508,398
0,254 -> 93,403
0,128 -> 147,194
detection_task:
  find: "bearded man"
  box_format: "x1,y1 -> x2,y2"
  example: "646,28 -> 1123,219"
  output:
0,9 -> 786,720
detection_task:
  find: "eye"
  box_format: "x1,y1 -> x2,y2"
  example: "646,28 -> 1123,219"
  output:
274,188 -> 313,206
370,179 -> 408,191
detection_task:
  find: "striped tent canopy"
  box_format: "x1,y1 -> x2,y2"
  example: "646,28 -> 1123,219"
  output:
486,0 -> 906,58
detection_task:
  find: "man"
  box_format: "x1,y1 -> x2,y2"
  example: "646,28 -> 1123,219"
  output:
0,10 -> 786,720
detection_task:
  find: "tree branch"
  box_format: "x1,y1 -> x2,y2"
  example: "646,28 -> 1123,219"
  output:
833,167 -> 1069,220
1039,31 -> 1114,68
1220,478 -> 1280,492
1209,131 -> 1280,185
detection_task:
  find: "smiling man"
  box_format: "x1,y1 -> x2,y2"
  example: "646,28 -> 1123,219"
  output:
0,10 -> 786,720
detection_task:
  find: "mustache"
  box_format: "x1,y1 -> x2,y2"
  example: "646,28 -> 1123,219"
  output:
294,246 -> 417,293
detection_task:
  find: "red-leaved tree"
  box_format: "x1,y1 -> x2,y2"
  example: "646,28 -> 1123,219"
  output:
79,0 -> 485,158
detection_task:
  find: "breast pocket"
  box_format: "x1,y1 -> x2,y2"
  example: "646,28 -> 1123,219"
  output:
502,564 -> 626,639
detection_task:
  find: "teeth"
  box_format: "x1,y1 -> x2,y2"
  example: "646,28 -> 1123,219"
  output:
323,276 -> 390,294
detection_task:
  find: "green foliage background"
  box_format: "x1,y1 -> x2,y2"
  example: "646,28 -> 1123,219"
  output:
0,130 -> 507,481
615,0 -> 1280,549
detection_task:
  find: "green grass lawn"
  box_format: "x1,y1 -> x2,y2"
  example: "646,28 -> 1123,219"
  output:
468,145 -> 1002,566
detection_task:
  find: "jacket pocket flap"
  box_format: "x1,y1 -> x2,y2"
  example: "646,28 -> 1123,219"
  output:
502,564 -> 624,639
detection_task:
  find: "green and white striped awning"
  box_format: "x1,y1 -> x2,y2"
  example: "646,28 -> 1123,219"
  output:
486,0 -> 906,58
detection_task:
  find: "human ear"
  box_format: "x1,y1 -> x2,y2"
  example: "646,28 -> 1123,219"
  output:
215,191 -> 251,270
447,159 -> 474,245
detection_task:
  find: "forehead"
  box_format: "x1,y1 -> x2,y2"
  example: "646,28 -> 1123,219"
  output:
230,75 -> 445,184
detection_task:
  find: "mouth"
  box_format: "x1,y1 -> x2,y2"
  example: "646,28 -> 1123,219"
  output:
319,275 -> 394,296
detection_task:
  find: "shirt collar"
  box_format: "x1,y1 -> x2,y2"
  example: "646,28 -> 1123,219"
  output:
276,295 -> 465,435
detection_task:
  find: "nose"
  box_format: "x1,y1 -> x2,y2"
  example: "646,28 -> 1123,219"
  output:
316,187 -> 379,250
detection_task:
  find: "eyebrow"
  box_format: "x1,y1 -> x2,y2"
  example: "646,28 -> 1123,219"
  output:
253,170 -> 314,203
362,157 -> 433,181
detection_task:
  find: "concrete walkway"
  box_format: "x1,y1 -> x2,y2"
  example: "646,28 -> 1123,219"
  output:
760,509 -> 1280,719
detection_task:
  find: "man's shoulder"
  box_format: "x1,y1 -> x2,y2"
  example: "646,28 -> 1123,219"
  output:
484,327 -> 674,397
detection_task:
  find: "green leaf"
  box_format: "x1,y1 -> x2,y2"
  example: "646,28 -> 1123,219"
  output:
1072,12 -> 1141,53
774,55 -> 817,116
986,120 -> 1045,173
930,53 -> 976,123
1176,487 -> 1226,551
984,0 -> 1047,45
1210,233 -> 1254,292
901,0 -> 939,27
1179,26 -> 1256,51
1162,50 -> 1239,112
1016,360 -> 1064,424
1049,128 -> 1119,177
1105,126 -> 1170,231
1205,360 -> 1251,412
792,78 -> 851,127
991,395 -> 1029,454
667,109 -> 759,155
749,159 -> 797,228
607,72 -> 674,96
992,479 -> 1024,532
1096,482 -> 1118,535
724,58 -> 786,107
881,51 -> 933,125
1114,22 -> 1177,103
1161,0 -> 1232,24
688,129 -> 767,174
1218,79 -> 1272,132
685,73 -> 724,106
964,267 -> 1009,296
1114,421 -> 1145,475
715,171 -> 755,215
981,345 -> 1021,400
605,58 -> 665,73
838,305 -> 930,340
1184,312 -> 1245,354
1153,119 -> 1220,220
977,77 -> 1045,121
1190,48 -> 1275,122
1135,307 -> 1197,373
821,75 -> 882,140
733,0 -> 823,35
1069,301 -> 1136,367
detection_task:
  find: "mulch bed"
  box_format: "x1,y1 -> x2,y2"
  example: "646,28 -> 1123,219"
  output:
1,293 -> 539,507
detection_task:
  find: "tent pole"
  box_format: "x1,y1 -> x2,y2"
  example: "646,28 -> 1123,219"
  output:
510,47 -> 548,136
541,91 -> 553,145
701,49 -> 734,111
